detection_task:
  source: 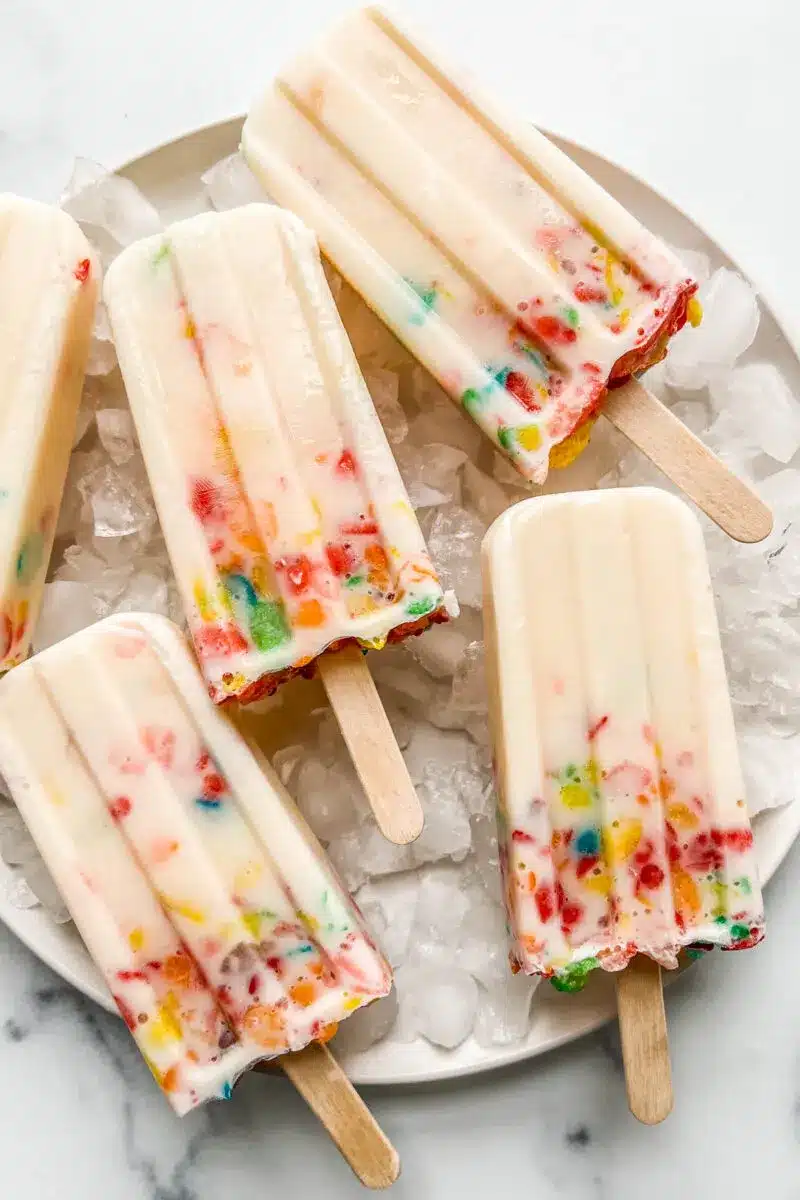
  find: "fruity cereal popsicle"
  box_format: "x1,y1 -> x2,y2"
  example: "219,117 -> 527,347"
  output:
0,196 -> 97,669
483,489 -> 764,1123
0,614 -> 398,1187
243,6 -> 771,543
105,204 -> 449,845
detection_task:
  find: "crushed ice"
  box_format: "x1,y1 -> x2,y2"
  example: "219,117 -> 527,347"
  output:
0,157 -> 797,1061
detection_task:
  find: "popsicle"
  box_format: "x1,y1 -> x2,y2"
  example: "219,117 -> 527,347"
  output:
483,488 -> 764,1122
0,613 -> 398,1186
104,203 -> 448,845
0,195 -> 98,669
242,5 -> 771,543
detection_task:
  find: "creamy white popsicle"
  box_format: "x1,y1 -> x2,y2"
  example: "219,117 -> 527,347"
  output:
104,204 -> 447,706
0,614 -> 391,1115
0,195 -> 97,669
483,489 -> 764,989
243,6 -> 698,485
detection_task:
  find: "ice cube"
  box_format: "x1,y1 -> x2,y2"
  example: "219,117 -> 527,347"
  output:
405,722 -> 491,821
703,409 -> 761,480
86,303 -> 117,377
293,757 -> 363,843
668,397 -> 713,438
396,443 -> 466,509
664,268 -> 759,390
338,281 -> 410,370
471,814 -> 503,900
33,581 -> 101,652
394,963 -> 478,1048
404,621 -> 469,679
493,452 -> 526,488
21,858 -> 71,924
355,892 -> 388,945
356,874 -> 419,967
96,408 -> 137,465
710,363 -> 800,464
72,401 -> 96,450
739,729 -> 800,817
0,804 -> 39,866
364,369 -> 408,445
201,153 -> 266,211
449,641 -> 487,718
328,822 -> 412,892
78,462 -> 156,540
6,876 -> 40,911
666,244 -> 712,286
330,990 -> 399,1055
411,781 -> 472,867
383,699 -> 413,751
56,544 -> 134,604
474,973 -> 538,1047
410,870 -> 470,966
115,571 -> 170,617
271,745 -> 304,788
461,462 -> 511,524
61,158 -> 162,267
58,447 -> 104,538
408,369 -> 483,458
456,882 -> 509,987
371,649 -> 445,712
427,505 -> 485,609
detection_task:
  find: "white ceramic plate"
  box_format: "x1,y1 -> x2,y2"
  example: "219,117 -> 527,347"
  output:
2,118 -> 798,1086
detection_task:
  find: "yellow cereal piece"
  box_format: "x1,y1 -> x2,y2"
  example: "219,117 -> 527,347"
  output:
604,251 -> 625,308
584,871 -> 613,897
560,783 -> 592,809
299,525 -> 322,547
193,580 -> 214,622
347,594 -> 379,619
216,583 -> 233,615
359,634 -> 387,650
343,996 -> 362,1012
148,994 -> 183,1047
604,818 -> 643,864
667,802 -> 699,829
710,879 -> 728,916
687,296 -> 703,328
128,927 -> 144,953
549,417 -> 596,469
242,911 -> 262,938
516,425 -> 542,452
160,896 -> 205,924
297,909 -> 320,934
222,673 -> 247,695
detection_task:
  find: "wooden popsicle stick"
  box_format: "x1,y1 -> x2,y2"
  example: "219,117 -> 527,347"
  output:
277,1042 -> 400,1189
603,379 -> 773,544
615,956 -> 673,1126
318,644 -> 423,845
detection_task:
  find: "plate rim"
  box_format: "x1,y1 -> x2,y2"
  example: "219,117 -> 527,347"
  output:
2,114 -> 797,1088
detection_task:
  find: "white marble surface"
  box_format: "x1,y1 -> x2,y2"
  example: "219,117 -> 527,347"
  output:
1,0 -> 799,1195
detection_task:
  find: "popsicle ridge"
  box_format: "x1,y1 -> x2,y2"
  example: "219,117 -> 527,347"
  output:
0,615 -> 391,1114
0,196 -> 97,670
483,490 -> 764,990
243,6 -> 696,483
105,206 -> 447,705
